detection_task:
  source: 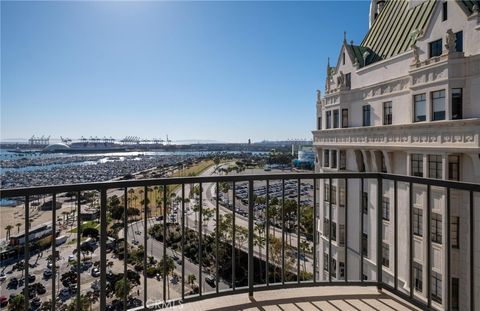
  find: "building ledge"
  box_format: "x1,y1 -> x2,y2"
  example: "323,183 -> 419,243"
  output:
178,286 -> 421,311
313,119 -> 480,150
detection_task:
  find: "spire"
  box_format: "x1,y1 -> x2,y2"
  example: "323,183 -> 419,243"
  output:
343,31 -> 347,43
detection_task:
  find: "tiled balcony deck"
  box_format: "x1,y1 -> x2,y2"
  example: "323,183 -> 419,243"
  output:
181,287 -> 421,311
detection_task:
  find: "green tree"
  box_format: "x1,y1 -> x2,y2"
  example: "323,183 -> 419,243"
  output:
159,257 -> 176,299
4,225 -> 13,240
114,278 -> 132,299
8,294 -> 25,311
187,273 -> 196,286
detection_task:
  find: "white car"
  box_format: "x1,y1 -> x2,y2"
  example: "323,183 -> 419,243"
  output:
68,255 -> 75,262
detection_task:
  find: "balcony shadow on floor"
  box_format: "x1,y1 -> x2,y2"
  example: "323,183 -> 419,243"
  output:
203,292 -> 416,311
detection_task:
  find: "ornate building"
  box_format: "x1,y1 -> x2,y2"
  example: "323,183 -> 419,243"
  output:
313,1 -> 480,310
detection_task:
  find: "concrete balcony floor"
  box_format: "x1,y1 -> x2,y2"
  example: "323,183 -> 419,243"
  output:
181,287 -> 421,311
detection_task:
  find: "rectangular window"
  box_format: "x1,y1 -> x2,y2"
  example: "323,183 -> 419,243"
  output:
331,150 -> 337,169
442,2 -> 448,21
333,110 -> 340,128
452,88 -> 463,120
331,185 -> 337,205
323,218 -> 330,238
382,197 -> 390,221
431,213 -> 443,244
383,101 -> 392,125
414,94 -> 426,122
323,253 -> 329,271
345,73 -> 351,89
339,150 -> 346,170
382,243 -> 389,268
339,186 -> 345,207
455,31 -> 463,52
324,150 -> 330,167
413,262 -> 423,292
362,233 -> 368,258
342,109 -> 348,128
429,39 -> 443,58
448,155 -> 460,181
331,221 -> 337,242
451,216 -> 459,248
331,258 -> 337,277
411,154 -> 423,177
452,277 -> 459,310
317,117 -> 322,130
431,90 -> 446,121
413,208 -> 423,237
431,271 -> 442,303
362,192 -> 368,214
339,225 -> 345,246
428,155 -> 443,179
362,105 -> 371,126
326,111 -> 332,129
339,262 -> 345,278
324,183 -> 330,202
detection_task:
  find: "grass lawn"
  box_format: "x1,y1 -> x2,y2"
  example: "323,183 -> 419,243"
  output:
69,220 -> 100,233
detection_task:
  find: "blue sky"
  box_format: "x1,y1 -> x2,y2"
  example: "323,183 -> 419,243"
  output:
1,1 -> 369,143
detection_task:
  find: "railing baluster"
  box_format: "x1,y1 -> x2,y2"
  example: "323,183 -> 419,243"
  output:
144,186 -> 148,306
123,188 -> 128,311
376,177 -> 382,289
266,179 -> 270,287
408,182 -> 413,299
199,182 -> 203,296
162,185 -> 167,302
181,183 -> 186,300
297,179 -> 301,283
470,190 -> 475,310
446,187 -> 450,311
215,182 -> 219,293
100,189 -> 107,311
24,195 -> 30,311
51,193 -> 57,311
328,178 -> 332,282
426,184 -> 431,308
248,179 -> 254,298
344,178 -> 348,283
76,192 -> 81,311
394,180 -> 398,290
360,178 -> 364,282
232,181 -> 236,291
313,179 -> 317,284
281,179 -> 285,285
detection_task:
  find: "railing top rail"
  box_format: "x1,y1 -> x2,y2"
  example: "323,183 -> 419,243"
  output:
1,172 -> 479,198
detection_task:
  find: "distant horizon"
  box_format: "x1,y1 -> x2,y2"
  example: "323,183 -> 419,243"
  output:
0,136 -> 313,145
1,1 -> 369,142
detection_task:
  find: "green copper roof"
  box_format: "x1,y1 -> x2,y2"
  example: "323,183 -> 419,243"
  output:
360,0 -> 437,66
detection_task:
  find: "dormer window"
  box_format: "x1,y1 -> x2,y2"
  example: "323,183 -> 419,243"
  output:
429,39 -> 442,58
342,52 -> 345,65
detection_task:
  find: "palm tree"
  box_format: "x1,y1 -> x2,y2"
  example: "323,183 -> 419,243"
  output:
4,225 -> 13,240
299,239 -> 310,276
254,224 -> 266,281
187,273 -> 196,287
160,257 -> 176,299
15,223 -> 21,234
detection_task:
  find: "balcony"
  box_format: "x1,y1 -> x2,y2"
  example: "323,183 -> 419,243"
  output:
0,173 -> 478,310
313,119 -> 480,150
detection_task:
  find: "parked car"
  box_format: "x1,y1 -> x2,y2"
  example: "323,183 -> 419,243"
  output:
7,277 -> 18,289
59,288 -> 70,300
43,269 -> 52,279
0,296 -> 8,308
0,273 -> 6,282
91,267 -> 100,277
205,275 -> 216,287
